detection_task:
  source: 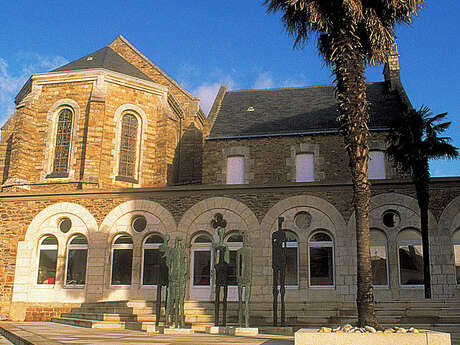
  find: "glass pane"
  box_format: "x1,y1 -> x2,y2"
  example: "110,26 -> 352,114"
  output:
286,247 -> 298,285
398,229 -> 421,241
111,249 -> 133,285
227,234 -> 243,243
228,250 -> 238,286
143,249 -> 162,285
285,231 -> 298,242
42,236 -> 58,245
37,249 -> 57,284
70,235 -> 87,245
193,251 -> 211,286
310,233 -> 332,243
66,249 -> 87,285
399,244 -> 423,285
114,235 -> 133,244
371,244 -> 388,286
455,244 -> 460,285
145,234 -> 164,244
194,235 -> 212,243
453,231 -> 460,241
370,230 -> 386,242
309,246 -> 333,286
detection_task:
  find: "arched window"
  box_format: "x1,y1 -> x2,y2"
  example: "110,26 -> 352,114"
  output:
142,234 -> 164,286
66,235 -> 88,286
370,229 -> 389,287
285,230 -> 299,286
309,232 -> 334,287
37,235 -> 58,285
118,113 -> 139,180
52,108 -> 73,175
111,235 -> 133,286
398,229 -> 423,286
226,233 -> 243,286
453,230 -> 460,284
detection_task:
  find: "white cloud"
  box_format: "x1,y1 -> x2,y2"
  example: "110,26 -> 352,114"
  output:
0,53 -> 68,126
192,77 -> 235,116
252,72 -> 274,90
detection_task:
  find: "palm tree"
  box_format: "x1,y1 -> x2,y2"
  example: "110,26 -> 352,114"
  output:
264,0 -> 424,327
387,106 -> 459,299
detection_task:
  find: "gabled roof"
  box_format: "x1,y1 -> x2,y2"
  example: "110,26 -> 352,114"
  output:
52,46 -> 152,82
208,82 -> 404,139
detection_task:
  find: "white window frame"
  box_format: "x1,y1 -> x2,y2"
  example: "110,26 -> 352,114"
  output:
370,230 -> 389,288
37,235 -> 58,286
308,232 -> 335,288
296,153 -> 314,182
368,150 -> 386,180
398,231 -> 424,288
110,234 -> 134,287
226,155 -> 245,184
141,234 -> 163,287
64,235 -> 88,288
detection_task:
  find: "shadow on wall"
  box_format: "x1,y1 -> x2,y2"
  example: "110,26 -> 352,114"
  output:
168,123 -> 203,186
1,135 -> 12,185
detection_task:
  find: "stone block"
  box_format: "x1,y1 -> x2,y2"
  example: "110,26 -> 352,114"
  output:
226,327 -> 259,336
163,328 -> 194,335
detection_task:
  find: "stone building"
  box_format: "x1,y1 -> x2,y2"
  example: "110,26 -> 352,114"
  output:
0,36 -> 459,325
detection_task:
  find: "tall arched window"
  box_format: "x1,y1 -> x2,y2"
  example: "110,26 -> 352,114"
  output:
66,235 -> 88,286
309,232 -> 334,287
52,108 -> 73,175
142,234 -> 164,286
118,113 -> 138,180
111,235 -> 133,286
398,229 -> 423,286
370,229 -> 389,287
37,235 -> 58,285
453,230 -> 460,284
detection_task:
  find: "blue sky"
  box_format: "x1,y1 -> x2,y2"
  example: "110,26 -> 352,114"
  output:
0,1 -> 458,176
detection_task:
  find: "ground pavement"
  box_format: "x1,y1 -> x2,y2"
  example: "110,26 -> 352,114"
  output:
0,322 -> 294,345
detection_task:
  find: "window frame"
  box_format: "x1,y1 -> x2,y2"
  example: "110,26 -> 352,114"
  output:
64,234 -> 88,288
37,235 -> 58,286
285,231 -> 300,288
308,231 -> 335,288
141,233 -> 164,287
110,234 -> 134,287
397,229 -> 424,288
370,230 -> 390,288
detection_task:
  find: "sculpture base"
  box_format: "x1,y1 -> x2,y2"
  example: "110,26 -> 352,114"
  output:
145,325 -> 164,333
205,326 -> 259,336
163,327 -> 194,335
260,326 -> 294,336
295,329 -> 451,345
205,326 -> 228,334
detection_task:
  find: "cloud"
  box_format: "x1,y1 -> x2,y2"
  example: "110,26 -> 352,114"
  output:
192,76 -> 235,116
0,53 -> 68,126
252,72 -> 274,89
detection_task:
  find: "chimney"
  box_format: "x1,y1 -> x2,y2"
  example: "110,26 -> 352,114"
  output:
383,43 -> 401,91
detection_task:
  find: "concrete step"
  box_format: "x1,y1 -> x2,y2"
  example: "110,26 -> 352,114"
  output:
51,317 -> 156,331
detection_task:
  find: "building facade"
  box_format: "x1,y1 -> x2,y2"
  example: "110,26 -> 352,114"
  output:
1,36 -> 459,322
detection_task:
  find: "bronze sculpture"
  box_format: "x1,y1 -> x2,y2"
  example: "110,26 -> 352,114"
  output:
237,230 -> 252,328
212,213 -> 229,326
272,216 -> 287,327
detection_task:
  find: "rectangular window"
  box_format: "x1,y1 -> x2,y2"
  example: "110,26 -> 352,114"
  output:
399,244 -> 423,285
111,249 -> 133,285
143,249 -> 162,285
455,244 -> 460,284
66,249 -> 87,285
368,151 -> 386,179
371,244 -> 388,286
193,251 -> 211,286
309,246 -> 334,286
296,153 -> 314,182
227,156 -> 244,184
285,246 -> 298,286
37,249 -> 57,284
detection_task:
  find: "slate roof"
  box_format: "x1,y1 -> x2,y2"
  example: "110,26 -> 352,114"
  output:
52,46 -> 152,82
208,83 -> 404,139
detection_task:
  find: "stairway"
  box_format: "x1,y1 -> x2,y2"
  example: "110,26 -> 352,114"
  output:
51,299 -> 460,343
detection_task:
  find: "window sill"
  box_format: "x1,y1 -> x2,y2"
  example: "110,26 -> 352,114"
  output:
35,284 -> 55,288
115,175 -> 138,184
64,284 -> 85,289
400,285 -> 424,289
309,285 -> 335,289
46,172 -> 69,179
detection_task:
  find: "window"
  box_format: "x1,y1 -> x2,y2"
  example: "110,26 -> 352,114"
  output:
226,233 -> 243,286
37,235 -> 58,285
111,235 -> 133,285
398,229 -> 423,286
118,113 -> 138,179
453,230 -> 460,284
66,235 -> 88,286
226,156 -> 244,184
296,153 -> 314,182
370,230 -> 389,287
309,232 -> 334,286
142,234 -> 164,286
368,150 -> 386,180
285,231 -> 299,286
52,108 -> 73,175
192,234 -> 212,286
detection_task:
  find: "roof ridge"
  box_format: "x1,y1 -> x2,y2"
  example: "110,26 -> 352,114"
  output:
226,81 -> 385,93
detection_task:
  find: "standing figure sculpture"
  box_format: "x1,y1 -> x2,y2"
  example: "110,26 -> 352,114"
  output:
164,237 -> 188,328
272,216 -> 287,327
157,234 -> 170,327
237,230 -> 252,328
211,213 -> 229,326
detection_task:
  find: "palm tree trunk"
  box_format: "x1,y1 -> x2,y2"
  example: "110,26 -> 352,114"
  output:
414,165 -> 431,298
333,29 -> 379,328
